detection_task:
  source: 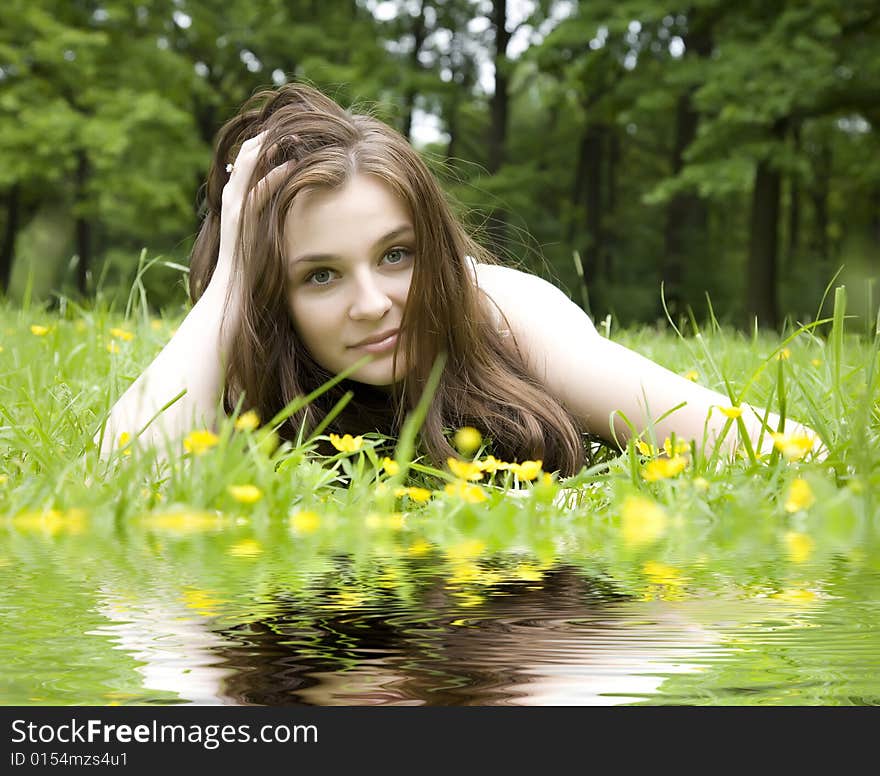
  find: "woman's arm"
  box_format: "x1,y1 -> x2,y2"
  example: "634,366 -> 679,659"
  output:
475,264 -> 820,458
96,133 -> 288,459
96,281 -> 237,458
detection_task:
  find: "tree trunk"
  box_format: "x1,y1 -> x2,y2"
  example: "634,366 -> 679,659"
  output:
785,124 -> 802,275
402,0 -> 427,141
810,141 -> 831,266
661,92 -> 706,316
74,150 -> 92,297
0,184 -> 20,294
603,128 -> 620,283
661,16 -> 712,317
746,158 -> 781,329
486,0 -> 510,254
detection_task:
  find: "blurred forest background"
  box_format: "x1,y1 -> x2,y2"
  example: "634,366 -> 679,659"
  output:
1,0 -> 878,328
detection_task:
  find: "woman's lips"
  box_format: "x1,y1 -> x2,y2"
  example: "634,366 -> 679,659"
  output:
354,331 -> 398,354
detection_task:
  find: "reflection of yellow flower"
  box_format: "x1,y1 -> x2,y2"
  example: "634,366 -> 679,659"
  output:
643,560 -> 686,586
329,433 -> 363,453
447,457 -> 484,481
641,455 -> 688,482
510,460 -> 543,481
811,358 -> 822,367
784,478 -> 815,513
228,539 -> 262,557
183,429 -> 219,455
150,320 -> 163,331
234,410 -> 260,431
783,531 -> 815,563
771,588 -> 818,604
444,481 -> 487,503
109,327 -> 134,341
446,539 -> 487,561
30,324 -> 50,336
772,432 -> 815,461
181,588 -> 225,617
290,510 -> 320,534
683,369 -> 699,382
621,495 -> 668,546
407,539 -> 432,557
11,508 -> 87,536
140,510 -> 228,533
228,484 -> 263,504
454,426 -> 482,456
382,457 -> 400,475
716,405 -> 743,419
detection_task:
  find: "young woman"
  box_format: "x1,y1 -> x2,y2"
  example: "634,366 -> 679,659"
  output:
98,83 -> 819,475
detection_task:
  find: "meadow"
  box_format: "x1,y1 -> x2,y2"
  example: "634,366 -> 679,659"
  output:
2,283 -> 878,705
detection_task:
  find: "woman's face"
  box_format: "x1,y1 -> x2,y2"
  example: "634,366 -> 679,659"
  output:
284,174 -> 415,387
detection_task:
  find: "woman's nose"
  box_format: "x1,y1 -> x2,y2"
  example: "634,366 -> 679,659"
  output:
348,271 -> 393,319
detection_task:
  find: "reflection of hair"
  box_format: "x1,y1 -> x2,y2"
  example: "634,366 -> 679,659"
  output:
189,83 -> 587,475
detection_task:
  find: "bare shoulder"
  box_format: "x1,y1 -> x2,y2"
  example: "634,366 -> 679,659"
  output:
471,262 -> 598,338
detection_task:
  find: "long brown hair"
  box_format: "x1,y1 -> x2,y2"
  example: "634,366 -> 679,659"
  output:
190,83 -> 587,475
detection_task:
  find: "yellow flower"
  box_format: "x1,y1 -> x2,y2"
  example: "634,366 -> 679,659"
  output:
477,455 -> 510,473
662,437 -> 689,457
683,369 -> 699,382
641,455 -> 688,482
621,495 -> 668,546
228,484 -> 263,504
329,433 -> 363,453
109,327 -> 134,341
771,432 -> 815,461
150,319 -> 163,331
716,405 -> 743,419
784,478 -> 815,513
290,510 -> 321,533
106,341 -> 120,354
183,429 -> 219,455
228,539 -> 262,558
635,440 -> 657,457
693,477 -> 710,492
394,486 -> 431,503
811,358 -> 823,367
234,410 -> 260,431
447,457 -> 484,481
382,457 -> 400,475
783,531 -> 815,563
117,432 -> 132,456
777,347 -> 791,360
453,426 -> 483,456
30,324 -> 49,336
510,459 -> 543,481
444,481 -> 488,503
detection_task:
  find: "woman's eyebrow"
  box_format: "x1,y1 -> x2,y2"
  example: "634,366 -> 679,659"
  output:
291,224 -> 414,266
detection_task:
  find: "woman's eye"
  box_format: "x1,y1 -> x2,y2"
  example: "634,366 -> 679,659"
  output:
308,269 -> 335,285
383,248 -> 410,265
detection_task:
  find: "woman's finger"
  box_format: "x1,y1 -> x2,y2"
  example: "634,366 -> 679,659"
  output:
247,160 -> 297,212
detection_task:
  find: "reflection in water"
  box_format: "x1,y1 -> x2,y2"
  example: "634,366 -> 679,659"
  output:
92,567 -> 722,706
92,587 -> 237,705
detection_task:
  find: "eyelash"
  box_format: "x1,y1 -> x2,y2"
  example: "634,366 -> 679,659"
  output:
304,248 -> 413,287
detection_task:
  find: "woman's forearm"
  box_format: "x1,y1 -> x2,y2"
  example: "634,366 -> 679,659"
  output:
96,280 -> 238,458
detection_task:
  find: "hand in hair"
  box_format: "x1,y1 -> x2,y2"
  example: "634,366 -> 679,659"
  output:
214,130 -> 297,291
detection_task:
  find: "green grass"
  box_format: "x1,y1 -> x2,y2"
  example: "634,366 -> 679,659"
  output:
2,284 -> 879,705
